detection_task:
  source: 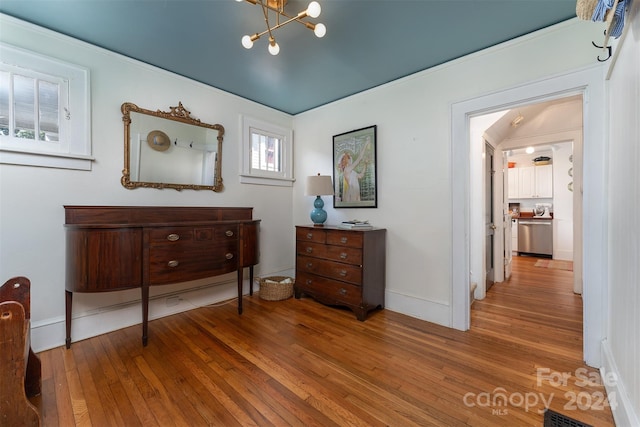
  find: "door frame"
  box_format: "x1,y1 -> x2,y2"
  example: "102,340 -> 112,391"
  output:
450,65 -> 607,367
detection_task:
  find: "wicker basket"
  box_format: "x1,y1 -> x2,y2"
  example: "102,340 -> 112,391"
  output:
258,276 -> 294,301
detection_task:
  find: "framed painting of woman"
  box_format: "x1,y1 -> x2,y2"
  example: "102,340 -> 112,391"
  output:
333,125 -> 377,208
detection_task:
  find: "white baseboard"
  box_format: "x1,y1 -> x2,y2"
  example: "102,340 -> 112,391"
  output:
553,250 -> 574,261
601,339 -> 640,427
31,277 -> 252,352
385,289 -> 450,327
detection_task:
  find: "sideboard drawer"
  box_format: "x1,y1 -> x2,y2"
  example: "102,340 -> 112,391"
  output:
149,225 -> 239,244
148,241 -> 238,284
148,227 -> 194,243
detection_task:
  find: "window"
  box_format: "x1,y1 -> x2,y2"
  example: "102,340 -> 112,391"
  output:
0,43 -> 92,170
239,115 -> 293,186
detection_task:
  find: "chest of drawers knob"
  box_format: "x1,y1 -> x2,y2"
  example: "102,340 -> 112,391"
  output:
225,230 -> 234,237
167,233 -> 180,242
340,237 -> 348,244
340,252 -> 347,259
306,247 -> 313,253
225,253 -> 234,260
339,288 -> 347,295
167,260 -> 179,268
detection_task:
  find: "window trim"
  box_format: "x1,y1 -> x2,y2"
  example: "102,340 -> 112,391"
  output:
239,115 -> 294,187
0,42 -> 93,170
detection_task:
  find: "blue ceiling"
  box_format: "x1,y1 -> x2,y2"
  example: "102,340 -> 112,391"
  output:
0,1 -> 578,114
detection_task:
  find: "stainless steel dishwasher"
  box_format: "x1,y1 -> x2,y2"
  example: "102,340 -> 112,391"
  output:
518,219 -> 553,256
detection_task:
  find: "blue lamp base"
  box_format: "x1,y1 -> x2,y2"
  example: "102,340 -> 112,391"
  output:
310,196 -> 328,226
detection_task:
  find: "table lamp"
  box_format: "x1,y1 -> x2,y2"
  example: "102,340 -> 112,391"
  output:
305,173 -> 334,226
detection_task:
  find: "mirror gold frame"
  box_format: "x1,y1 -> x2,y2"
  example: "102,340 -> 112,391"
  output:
121,102 -> 224,191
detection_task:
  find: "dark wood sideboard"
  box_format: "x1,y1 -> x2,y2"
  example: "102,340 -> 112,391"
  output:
295,225 -> 386,320
64,206 -> 260,347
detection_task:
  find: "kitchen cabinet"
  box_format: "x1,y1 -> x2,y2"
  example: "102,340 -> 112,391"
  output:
534,165 -> 553,198
508,165 -> 553,199
507,168 -> 519,199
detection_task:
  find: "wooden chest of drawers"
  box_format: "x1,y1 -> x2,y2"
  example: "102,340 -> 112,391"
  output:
295,225 -> 386,320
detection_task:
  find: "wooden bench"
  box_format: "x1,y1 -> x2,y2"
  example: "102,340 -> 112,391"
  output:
1,276 -> 42,426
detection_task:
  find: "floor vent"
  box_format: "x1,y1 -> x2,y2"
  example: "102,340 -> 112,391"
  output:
543,409 -> 592,427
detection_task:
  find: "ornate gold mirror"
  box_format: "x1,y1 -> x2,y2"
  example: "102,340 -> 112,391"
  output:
121,102 -> 224,191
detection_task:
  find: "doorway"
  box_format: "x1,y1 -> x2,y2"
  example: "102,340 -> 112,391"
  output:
450,66 -> 607,367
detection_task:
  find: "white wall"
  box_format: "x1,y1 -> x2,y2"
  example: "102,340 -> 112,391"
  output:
602,1 -> 640,425
0,15 -> 296,351
294,19 -> 605,327
552,142 -> 574,261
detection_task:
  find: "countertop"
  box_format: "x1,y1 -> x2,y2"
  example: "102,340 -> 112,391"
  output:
510,212 -> 553,220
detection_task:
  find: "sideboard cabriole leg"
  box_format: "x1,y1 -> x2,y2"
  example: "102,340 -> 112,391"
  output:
237,269 -> 243,315
142,284 -> 149,346
65,290 -> 72,349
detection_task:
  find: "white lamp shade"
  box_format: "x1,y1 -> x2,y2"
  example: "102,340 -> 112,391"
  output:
268,41 -> 280,55
314,23 -> 326,38
242,35 -> 254,49
305,174 -> 334,196
307,1 -> 321,18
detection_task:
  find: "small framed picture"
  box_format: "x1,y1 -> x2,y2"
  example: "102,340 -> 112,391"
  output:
333,125 -> 377,208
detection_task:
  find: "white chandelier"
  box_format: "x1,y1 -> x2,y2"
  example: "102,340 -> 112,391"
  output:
236,0 -> 326,56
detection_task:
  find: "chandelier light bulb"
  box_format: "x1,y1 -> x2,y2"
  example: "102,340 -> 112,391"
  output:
307,1 -> 321,18
242,35 -> 254,49
314,23 -> 326,38
268,40 -> 280,55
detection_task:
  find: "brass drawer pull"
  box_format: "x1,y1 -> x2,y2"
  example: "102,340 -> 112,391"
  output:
340,237 -> 348,244
167,233 -> 180,242
339,288 -> 347,295
225,253 -> 234,260
306,247 -> 313,253
306,262 -> 313,269
225,230 -> 234,237
339,270 -> 347,277
306,232 -> 313,239
167,260 -> 179,268
340,252 -> 347,259
306,279 -> 313,285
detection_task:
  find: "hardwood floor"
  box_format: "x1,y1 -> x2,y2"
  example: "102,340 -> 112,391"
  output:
34,256 -> 615,426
